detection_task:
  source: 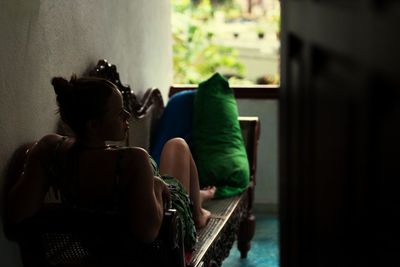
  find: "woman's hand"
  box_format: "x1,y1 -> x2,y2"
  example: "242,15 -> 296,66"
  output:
153,176 -> 171,210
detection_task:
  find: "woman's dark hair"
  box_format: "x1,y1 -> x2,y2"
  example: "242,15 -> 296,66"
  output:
52,75 -> 116,136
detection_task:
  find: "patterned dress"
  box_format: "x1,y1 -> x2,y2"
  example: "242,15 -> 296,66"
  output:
149,157 -> 197,250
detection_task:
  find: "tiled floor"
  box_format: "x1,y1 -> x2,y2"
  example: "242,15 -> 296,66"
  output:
221,214 -> 279,267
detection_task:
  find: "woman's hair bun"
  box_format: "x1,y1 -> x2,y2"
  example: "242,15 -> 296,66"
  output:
51,74 -> 115,135
51,74 -> 77,97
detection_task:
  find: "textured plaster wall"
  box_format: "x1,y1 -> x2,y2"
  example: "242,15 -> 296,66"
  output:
237,99 -> 278,206
0,0 -> 172,266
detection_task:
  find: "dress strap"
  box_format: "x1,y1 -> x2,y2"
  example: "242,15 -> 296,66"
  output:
54,136 -> 68,155
113,149 -> 124,206
48,136 -> 68,181
47,136 -> 68,200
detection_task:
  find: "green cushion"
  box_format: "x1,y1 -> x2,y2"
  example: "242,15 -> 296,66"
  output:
192,73 -> 249,198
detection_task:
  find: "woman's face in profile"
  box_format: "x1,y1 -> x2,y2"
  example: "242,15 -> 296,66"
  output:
96,87 -> 131,141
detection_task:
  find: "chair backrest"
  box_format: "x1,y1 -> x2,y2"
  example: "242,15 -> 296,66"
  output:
11,205 -> 133,266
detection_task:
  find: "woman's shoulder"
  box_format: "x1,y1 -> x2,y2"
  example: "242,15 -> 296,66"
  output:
112,146 -> 152,171
31,134 -> 73,157
38,133 -> 65,144
18,134 -> 71,166
36,134 -> 70,150
113,146 -> 149,160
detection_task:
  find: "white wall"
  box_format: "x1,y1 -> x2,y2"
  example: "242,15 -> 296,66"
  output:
237,99 -> 278,207
0,1 -> 172,266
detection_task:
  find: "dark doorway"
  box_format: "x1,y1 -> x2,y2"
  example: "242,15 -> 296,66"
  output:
279,1 -> 400,267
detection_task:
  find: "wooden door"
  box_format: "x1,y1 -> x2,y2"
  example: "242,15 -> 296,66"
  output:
279,1 -> 400,266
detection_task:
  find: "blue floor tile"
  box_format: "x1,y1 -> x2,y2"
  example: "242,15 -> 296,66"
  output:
221,214 -> 279,267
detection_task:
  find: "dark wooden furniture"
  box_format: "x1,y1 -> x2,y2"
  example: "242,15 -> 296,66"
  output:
3,60 -> 260,267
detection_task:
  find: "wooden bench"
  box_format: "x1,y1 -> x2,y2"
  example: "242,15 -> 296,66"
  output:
2,60 -> 260,267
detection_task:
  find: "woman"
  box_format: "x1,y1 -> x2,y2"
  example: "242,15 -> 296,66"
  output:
7,75 -> 215,249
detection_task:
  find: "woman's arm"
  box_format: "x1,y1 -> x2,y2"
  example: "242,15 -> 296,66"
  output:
7,134 -> 59,224
121,147 -> 168,243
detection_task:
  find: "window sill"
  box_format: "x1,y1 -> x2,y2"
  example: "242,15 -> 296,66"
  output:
169,84 -> 279,99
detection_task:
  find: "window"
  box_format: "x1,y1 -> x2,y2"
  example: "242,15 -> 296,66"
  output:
172,0 -> 280,87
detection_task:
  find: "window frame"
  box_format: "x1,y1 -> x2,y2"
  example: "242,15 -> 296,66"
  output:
169,84 -> 279,99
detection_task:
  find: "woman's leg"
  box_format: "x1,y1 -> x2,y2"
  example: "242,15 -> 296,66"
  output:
159,138 -> 215,228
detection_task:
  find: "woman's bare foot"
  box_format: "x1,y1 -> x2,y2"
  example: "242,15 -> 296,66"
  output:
200,186 -> 216,205
195,208 -> 212,229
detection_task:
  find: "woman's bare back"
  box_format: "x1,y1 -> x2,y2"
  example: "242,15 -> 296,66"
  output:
53,138 -> 130,208
8,134 -> 166,242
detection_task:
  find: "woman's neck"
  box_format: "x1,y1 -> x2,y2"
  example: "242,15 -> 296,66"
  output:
75,137 -> 108,149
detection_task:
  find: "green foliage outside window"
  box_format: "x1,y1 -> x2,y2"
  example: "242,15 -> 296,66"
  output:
172,0 -> 245,84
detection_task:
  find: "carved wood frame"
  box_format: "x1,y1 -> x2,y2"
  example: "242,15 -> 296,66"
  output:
89,59 -> 164,119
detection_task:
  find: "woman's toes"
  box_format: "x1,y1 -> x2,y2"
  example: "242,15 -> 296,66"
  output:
195,208 -> 211,229
200,186 -> 216,202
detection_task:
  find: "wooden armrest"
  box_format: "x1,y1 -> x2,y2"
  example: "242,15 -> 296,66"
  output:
239,116 -> 260,184
158,208 -> 178,249
158,208 -> 185,267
